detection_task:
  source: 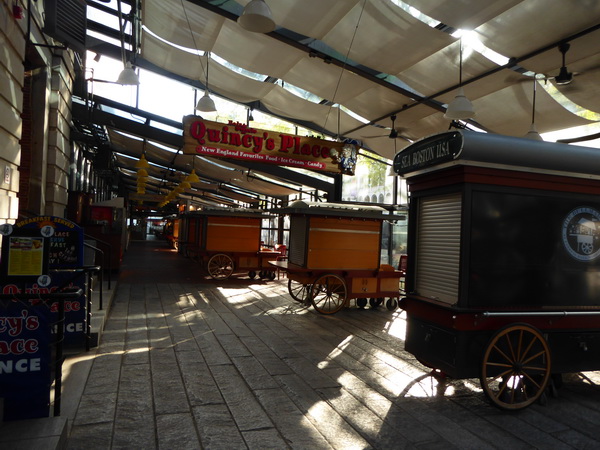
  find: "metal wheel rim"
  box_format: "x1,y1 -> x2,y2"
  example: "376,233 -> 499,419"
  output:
480,323 -> 551,410
310,274 -> 347,314
207,253 -> 234,279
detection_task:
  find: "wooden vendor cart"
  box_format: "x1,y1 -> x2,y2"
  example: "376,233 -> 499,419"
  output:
178,208 -> 280,280
394,130 -> 600,410
270,201 -> 405,314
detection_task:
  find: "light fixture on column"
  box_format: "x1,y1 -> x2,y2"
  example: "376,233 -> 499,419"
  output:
444,38 -> 475,120
116,0 -> 140,85
525,75 -> 543,141
196,52 -> 216,112
237,0 -> 276,33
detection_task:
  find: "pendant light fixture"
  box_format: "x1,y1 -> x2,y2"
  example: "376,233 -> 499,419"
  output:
196,52 -> 216,112
444,38 -> 475,120
116,0 -> 140,85
180,0 -> 217,113
186,156 -> 200,183
525,75 -> 543,141
238,0 -> 276,33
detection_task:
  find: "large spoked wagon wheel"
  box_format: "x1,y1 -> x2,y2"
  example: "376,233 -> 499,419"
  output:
480,323 -> 551,410
310,274 -> 347,314
288,279 -> 311,304
207,253 -> 234,280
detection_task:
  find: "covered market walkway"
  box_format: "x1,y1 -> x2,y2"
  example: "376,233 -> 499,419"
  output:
48,238 -> 600,448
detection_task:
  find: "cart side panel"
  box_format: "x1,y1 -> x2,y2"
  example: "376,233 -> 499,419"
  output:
238,256 -> 259,269
205,217 -> 261,252
306,217 -> 381,270
469,189 -> 600,308
351,277 -> 378,295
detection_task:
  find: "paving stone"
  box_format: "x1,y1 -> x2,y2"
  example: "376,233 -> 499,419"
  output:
156,412 -> 201,449
231,355 -> 280,390
210,364 -> 274,432
254,387 -> 332,448
192,404 -> 247,449
176,350 -> 225,406
275,373 -> 371,449
241,428 -> 288,449
73,392 -> 117,425
192,328 -> 232,366
216,333 -> 253,358
67,421 -> 113,450
111,415 -> 157,450
150,348 -> 190,415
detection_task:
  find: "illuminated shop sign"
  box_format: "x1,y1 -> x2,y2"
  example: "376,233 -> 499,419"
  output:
183,116 -> 357,175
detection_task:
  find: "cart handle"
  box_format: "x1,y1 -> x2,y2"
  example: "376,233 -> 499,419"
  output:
482,311 -> 600,318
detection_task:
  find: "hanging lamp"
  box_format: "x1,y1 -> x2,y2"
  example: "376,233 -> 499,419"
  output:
196,53 -> 216,112
117,62 -> 140,85
237,0 -> 276,33
444,38 -> 475,120
525,75 -> 543,141
135,153 -> 150,169
116,0 -> 140,85
186,169 -> 200,183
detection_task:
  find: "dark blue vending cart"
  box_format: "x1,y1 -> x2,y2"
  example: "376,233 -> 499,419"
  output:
395,130 -> 600,410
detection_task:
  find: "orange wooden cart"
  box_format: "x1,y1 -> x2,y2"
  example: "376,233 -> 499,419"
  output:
178,208 -> 280,280
270,201 -> 405,314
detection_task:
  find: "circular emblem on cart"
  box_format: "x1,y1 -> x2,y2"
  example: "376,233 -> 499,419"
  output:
562,207 -> 600,261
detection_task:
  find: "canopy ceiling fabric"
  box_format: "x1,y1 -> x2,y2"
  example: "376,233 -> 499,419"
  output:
139,0 -> 600,161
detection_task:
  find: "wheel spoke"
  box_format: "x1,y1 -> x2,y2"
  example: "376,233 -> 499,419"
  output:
491,344 -> 514,366
519,335 -> 538,363
504,333 -> 517,363
485,361 -> 513,369
522,372 -> 542,389
488,368 -> 514,383
522,349 -> 546,366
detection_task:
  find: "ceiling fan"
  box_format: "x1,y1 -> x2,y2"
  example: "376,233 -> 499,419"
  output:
361,115 -> 413,142
551,43 -> 574,85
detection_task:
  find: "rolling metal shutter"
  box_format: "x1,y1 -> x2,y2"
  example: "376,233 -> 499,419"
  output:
415,193 -> 462,304
288,216 -> 308,266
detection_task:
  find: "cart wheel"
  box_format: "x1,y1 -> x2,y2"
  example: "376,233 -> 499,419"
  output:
248,271 -> 257,279
268,271 -> 276,280
287,279 -> 311,304
311,274 -> 347,314
480,323 -> 551,411
356,298 -> 368,308
385,298 -> 398,311
369,297 -> 384,308
207,253 -> 234,280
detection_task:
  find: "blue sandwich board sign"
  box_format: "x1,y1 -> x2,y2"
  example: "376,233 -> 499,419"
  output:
0,216 -> 85,420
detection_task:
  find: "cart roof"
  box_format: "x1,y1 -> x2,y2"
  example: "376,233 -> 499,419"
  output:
393,130 -> 600,180
180,207 -> 274,219
275,200 -> 405,220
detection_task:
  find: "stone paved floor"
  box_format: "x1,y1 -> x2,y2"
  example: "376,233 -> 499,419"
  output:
65,240 -> 600,449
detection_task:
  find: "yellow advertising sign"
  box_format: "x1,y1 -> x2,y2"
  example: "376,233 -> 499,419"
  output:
182,116 -> 357,175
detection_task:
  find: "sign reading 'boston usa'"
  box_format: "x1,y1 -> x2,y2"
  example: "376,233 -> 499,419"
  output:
183,116 -> 358,175
393,131 -> 463,176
